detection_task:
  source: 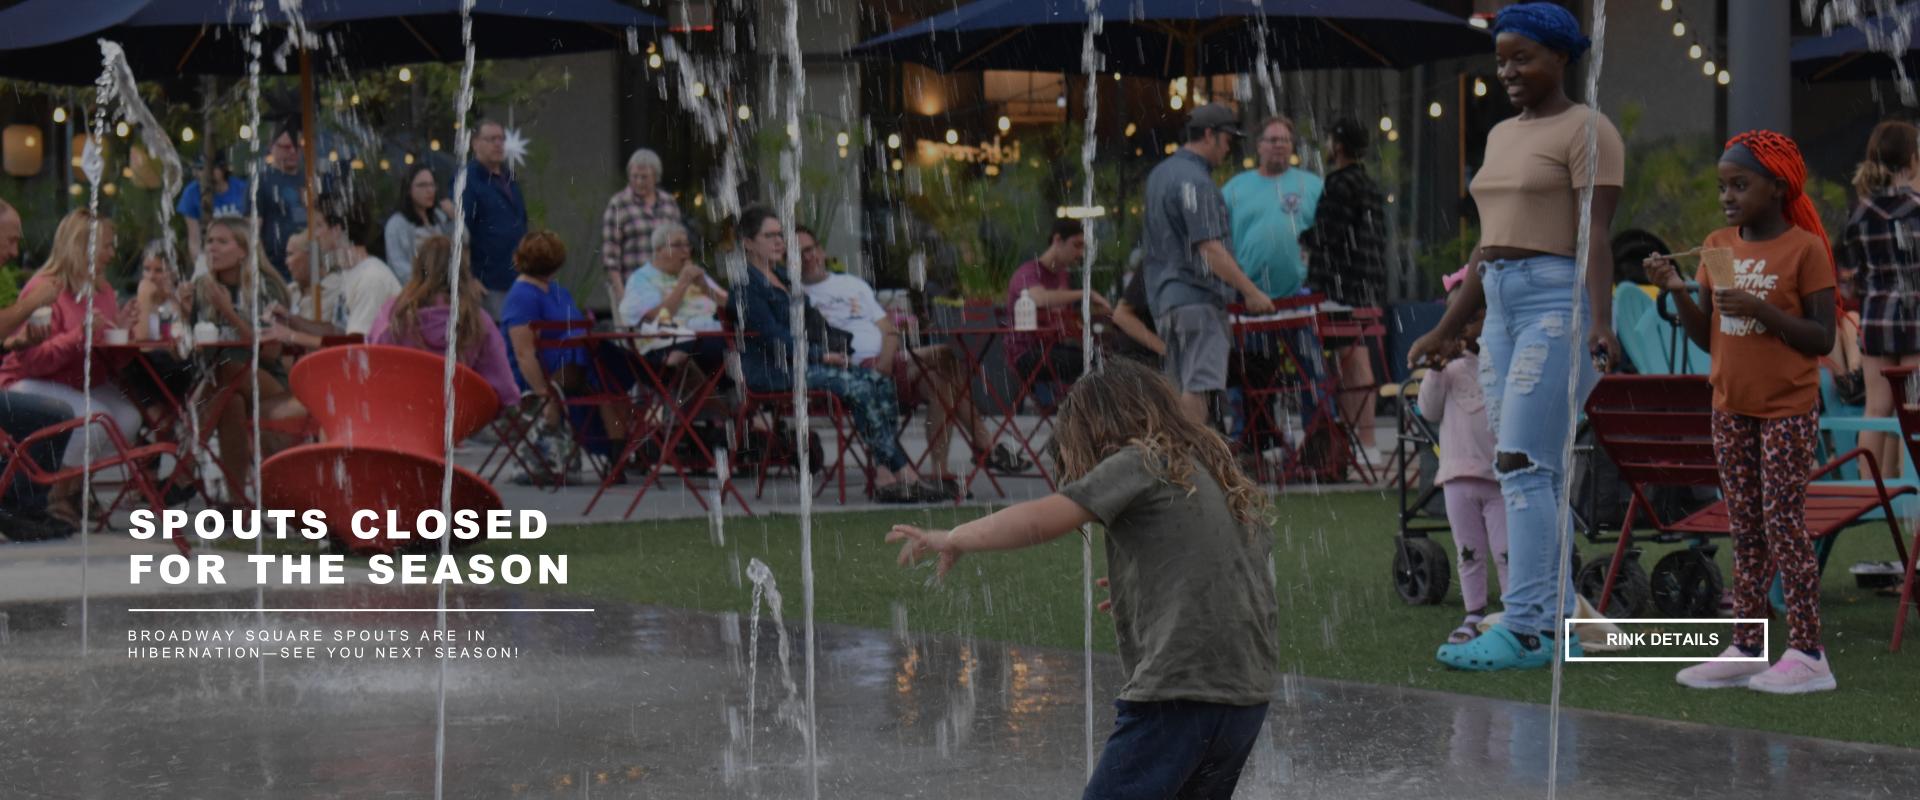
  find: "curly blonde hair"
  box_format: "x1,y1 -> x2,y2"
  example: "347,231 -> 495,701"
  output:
1052,358 -> 1267,529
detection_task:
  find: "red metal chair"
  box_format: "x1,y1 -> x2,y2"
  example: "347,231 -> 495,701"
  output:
261,344 -> 503,555
1873,365 -> 1920,652
1585,375 -> 1914,650
0,413 -> 183,552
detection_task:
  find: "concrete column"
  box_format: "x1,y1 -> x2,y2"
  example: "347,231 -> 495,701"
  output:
1728,0 -> 1791,135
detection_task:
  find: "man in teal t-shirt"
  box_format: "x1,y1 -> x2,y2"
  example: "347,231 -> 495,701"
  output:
1222,116 -> 1323,298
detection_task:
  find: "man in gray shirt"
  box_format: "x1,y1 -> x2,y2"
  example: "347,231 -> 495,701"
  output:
1143,103 -> 1275,425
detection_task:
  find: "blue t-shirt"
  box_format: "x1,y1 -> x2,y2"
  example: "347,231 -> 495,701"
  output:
176,177 -> 251,220
1223,168 -> 1323,299
498,278 -> 588,389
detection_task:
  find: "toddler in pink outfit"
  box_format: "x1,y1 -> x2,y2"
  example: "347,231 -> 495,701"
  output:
1417,267 -> 1508,645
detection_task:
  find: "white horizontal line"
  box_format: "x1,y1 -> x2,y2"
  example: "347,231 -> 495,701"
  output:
1567,656 -> 1769,663
126,608 -> 595,613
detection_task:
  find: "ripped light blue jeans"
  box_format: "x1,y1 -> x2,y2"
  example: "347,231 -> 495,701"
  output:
1477,256 -> 1599,638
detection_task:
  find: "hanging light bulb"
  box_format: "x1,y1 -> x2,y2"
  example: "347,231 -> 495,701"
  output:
785,122 -> 800,140
1672,21 -> 1686,37
737,105 -> 752,121
379,158 -> 391,170
430,139 -> 442,151
1241,157 -> 1254,169
404,153 -> 415,165
890,158 -> 903,172
997,116 -> 1011,133
1112,72 -> 1121,82
238,124 -> 252,140
398,67 -> 412,82
1718,70 -> 1731,85
350,158 -> 365,170
1474,78 -> 1487,97
838,147 -> 848,159
1124,122 -> 1137,137
181,127 -> 195,143
835,131 -> 850,147
1428,102 -> 1443,118
1379,116 -> 1393,132
647,53 -> 663,69
886,133 -> 901,150
1703,60 -> 1715,76
985,164 -> 1000,176
692,82 -> 707,98
328,150 -> 340,163
1163,143 -> 1176,155
115,121 -> 130,138
1689,43 -> 1703,59
1661,0 -> 1674,9
1055,95 -> 1067,108
1387,130 -> 1400,142
945,129 -> 959,144
1169,94 -> 1184,110
52,107 -> 67,124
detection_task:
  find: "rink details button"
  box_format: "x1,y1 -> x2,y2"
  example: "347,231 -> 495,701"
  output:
1563,619 -> 1768,663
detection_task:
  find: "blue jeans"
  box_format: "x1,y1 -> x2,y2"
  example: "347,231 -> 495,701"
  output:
1,391 -> 76,512
1477,256 -> 1598,638
1082,699 -> 1269,800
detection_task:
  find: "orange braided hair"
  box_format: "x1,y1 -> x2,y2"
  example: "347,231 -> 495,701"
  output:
1724,130 -> 1840,310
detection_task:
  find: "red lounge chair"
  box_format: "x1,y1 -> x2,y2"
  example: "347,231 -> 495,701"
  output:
0,413 -> 183,553
1585,375 -> 1914,652
1871,366 -> 1920,652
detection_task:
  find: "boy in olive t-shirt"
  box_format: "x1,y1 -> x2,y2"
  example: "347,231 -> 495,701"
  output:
888,360 -> 1277,799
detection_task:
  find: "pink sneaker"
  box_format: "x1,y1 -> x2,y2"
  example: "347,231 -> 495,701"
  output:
1746,649 -> 1837,695
1675,647 -> 1768,689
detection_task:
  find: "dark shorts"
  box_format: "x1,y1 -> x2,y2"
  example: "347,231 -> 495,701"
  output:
1013,344 -> 1087,388
1082,699 -> 1269,800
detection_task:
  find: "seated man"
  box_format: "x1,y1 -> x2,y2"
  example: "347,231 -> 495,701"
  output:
796,226 -> 1027,488
284,197 -> 401,337
1005,219 -> 1106,400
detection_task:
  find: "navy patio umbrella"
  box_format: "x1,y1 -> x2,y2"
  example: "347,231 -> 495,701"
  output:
850,0 -> 1490,76
1791,1 -> 1920,82
0,0 -> 667,85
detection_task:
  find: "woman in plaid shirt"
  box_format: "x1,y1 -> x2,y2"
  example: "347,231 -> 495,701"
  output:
600,148 -> 683,309
1841,120 -> 1920,476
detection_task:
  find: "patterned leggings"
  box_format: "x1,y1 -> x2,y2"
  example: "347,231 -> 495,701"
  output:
1711,410 -> 1822,652
806,363 -> 910,472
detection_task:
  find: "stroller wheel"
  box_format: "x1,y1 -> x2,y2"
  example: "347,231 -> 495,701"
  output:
1650,548 -> 1724,618
1576,555 -> 1651,619
1391,536 -> 1451,606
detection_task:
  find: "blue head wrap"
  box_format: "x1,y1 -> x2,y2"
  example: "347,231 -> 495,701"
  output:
1493,2 -> 1591,60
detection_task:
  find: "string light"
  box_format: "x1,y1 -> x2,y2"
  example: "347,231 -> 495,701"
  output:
647,53 -> 663,69
429,139 -> 441,151
1169,95 -> 1184,110
180,127 -> 195,143
1428,102 -> 1443,118
1662,4 -> 1728,90
945,129 -> 959,144
379,158 -> 391,170
997,116 -> 1011,133
1718,70 -> 1731,85
692,82 -> 707,98
404,153 -> 415,165
1386,130 -> 1400,142
52,107 -> 67,123
1689,44 -> 1702,59
835,131 -> 850,147
886,133 -> 901,149
890,158 -> 903,171
1661,0 -> 1674,9
115,121 -> 130,138
350,93 -> 360,106
1379,116 -> 1393,132
1242,157 -> 1254,169
238,124 -> 252,140
1123,123 -> 1137,137
1672,21 -> 1685,37
398,67 -> 412,82
737,105 -> 751,121
1703,60 -> 1715,76
1474,78 -> 1487,97
1163,143 -> 1176,155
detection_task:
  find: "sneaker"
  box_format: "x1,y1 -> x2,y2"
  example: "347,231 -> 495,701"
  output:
1675,647 -> 1768,689
986,443 -> 1031,473
1746,649 -> 1837,695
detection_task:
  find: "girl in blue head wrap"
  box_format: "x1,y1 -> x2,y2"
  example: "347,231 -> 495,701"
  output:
1408,0 -> 1626,673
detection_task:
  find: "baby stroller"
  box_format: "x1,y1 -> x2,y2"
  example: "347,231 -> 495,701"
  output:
1388,370 -> 1454,605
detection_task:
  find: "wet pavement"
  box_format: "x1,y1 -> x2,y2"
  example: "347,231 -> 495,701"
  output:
2,587 -> 1916,799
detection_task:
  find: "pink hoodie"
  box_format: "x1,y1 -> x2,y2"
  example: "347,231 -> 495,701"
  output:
366,298 -> 521,408
0,275 -> 121,391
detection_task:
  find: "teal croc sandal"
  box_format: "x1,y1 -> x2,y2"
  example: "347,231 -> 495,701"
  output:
1436,626 -> 1584,671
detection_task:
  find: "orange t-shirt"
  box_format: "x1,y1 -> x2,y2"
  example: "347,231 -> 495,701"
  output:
1697,226 -> 1837,418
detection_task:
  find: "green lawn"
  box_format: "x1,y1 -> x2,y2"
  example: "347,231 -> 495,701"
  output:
374,493 -> 1920,748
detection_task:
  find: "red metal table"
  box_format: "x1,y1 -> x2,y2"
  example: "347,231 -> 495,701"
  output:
574,328 -> 752,518
923,324 -> 1087,499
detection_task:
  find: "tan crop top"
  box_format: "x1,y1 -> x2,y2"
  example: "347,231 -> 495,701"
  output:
1469,105 -> 1625,257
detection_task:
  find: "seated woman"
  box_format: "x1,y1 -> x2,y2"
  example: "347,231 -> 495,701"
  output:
191,216 -> 313,503
729,206 -> 945,503
617,222 -> 729,387
0,210 -> 145,525
368,234 -> 520,409
500,230 -> 631,474
0,269 -> 77,537
119,240 -> 198,425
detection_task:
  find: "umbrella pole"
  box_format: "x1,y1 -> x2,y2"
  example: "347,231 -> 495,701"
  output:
301,46 -> 323,322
